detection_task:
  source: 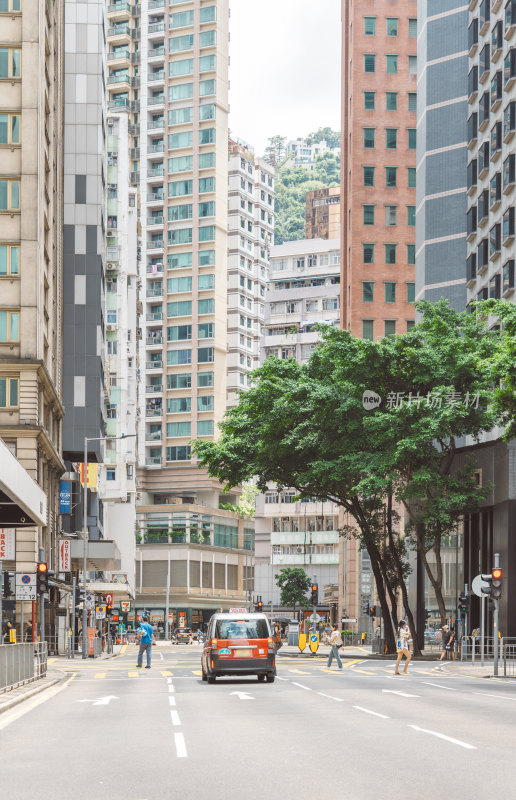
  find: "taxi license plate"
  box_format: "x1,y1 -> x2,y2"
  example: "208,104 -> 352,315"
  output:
234,649 -> 252,658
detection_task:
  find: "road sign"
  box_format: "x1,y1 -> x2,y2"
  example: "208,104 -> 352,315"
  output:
85,593 -> 94,610
472,574 -> 490,597
15,572 -> 36,600
105,593 -> 114,607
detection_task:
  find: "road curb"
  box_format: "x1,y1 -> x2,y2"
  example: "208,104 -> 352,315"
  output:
0,672 -> 66,716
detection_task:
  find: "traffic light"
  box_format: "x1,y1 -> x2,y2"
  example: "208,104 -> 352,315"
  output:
492,568 -> 503,600
75,586 -> 85,606
255,600 -> 263,612
311,584 -> 318,606
458,592 -> 469,613
37,562 -> 49,594
2,571 -> 12,598
369,606 -> 376,618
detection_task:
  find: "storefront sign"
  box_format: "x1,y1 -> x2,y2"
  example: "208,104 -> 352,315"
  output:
0,528 -> 15,560
59,481 -> 72,514
59,538 -> 72,572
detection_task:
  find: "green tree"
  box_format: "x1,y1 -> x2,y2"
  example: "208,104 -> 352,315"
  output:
275,567 -> 311,615
313,151 -> 340,185
193,301 -> 503,652
479,299 -> 516,440
263,135 -> 287,168
305,127 -> 341,149
219,482 -> 258,518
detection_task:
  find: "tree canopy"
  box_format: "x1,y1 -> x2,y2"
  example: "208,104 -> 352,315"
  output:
305,127 -> 341,149
275,568 -> 311,612
193,300 -> 507,652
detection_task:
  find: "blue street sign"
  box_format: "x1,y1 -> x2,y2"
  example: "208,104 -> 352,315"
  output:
59,481 -> 71,514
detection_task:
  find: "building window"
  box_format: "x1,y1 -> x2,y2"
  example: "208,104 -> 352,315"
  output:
169,107 -> 193,126
385,320 -> 396,337
385,167 -> 397,187
166,446 -> 191,462
198,347 -> 214,363
197,420 -> 213,436
322,298 -> 339,311
386,128 -> 397,149
167,301 -> 192,317
0,113 -> 20,144
362,320 -> 374,340
0,310 -> 19,341
385,244 -> 396,264
385,282 -> 396,303
199,54 -> 216,72
364,16 -> 376,35
167,324 -> 192,341
386,55 -> 398,74
0,0 -> 21,11
408,129 -> 417,149
198,273 -> 215,290
407,206 -> 416,226
364,91 -> 375,110
0,48 -> 21,79
167,373 -> 191,389
409,18 -> 417,37
0,376 -> 18,407
168,179 -> 193,197
169,131 -> 193,149
167,349 -> 192,365
407,244 -> 415,264
363,243 -> 374,264
168,155 -> 193,174
197,395 -> 214,412
198,250 -> 215,266
408,92 -> 417,112
169,10 -> 194,28
169,82 -> 193,102
363,166 -> 375,186
364,54 -> 376,73
106,468 -> 116,481
408,55 -> 417,75
363,205 -> 375,225
199,79 -> 215,97
362,281 -> 374,302
386,17 -> 398,36
168,204 -> 193,221
169,58 -> 194,78
407,282 -> 415,303
198,298 -> 214,315
166,421 -> 191,437
385,205 -> 397,226
167,397 -> 191,414
200,6 -> 216,23
363,127 -> 375,148
408,167 -> 416,188
199,103 -> 215,120
0,244 -> 19,275
198,371 -> 214,387
199,226 -> 215,242
0,178 -> 20,210
199,176 -> 215,193
198,322 -> 214,338
199,128 -> 216,145
386,92 -> 397,110
199,201 -> 215,217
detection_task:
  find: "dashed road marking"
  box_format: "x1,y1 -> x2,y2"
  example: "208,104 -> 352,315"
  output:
174,732 -> 188,758
128,671 -> 139,678
161,670 -> 173,677
169,696 -> 176,706
422,682 -> 456,691
170,710 -> 181,726
292,682 -> 311,691
409,724 -> 476,750
353,706 -> 389,719
94,673 -> 106,679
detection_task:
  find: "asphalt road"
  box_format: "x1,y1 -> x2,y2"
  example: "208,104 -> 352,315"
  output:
2,645 -> 516,800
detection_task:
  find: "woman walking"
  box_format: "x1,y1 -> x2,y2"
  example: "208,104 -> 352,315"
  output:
394,619 -> 412,675
325,624 -> 343,670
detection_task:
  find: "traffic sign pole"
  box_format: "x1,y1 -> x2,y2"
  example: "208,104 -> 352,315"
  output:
494,552 -> 500,677
71,575 -> 76,660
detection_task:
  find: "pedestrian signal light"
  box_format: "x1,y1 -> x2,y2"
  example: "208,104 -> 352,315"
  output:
311,584 -> 318,606
37,562 -> 49,594
369,606 -> 376,618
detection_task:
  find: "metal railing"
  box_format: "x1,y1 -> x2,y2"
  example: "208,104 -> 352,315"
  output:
0,642 -> 47,692
502,638 -> 516,676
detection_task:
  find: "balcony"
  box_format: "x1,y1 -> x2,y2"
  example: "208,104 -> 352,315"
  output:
108,2 -> 131,15
107,74 -> 130,85
148,22 -> 165,35
148,94 -> 165,107
146,360 -> 164,370
149,0 -> 165,8
147,166 -> 164,179
148,118 -> 165,131
146,309 -> 163,321
146,334 -> 163,345
146,430 -> 163,441
107,50 -> 130,63
148,141 -> 164,154
148,47 -> 165,60
108,98 -> 130,111
146,262 -> 164,274
147,192 -> 164,203
107,26 -> 131,40
148,71 -> 165,84
145,456 -> 162,466
147,240 -> 164,251
145,406 -> 163,418
147,215 -> 164,226
146,383 -> 163,393
146,284 -> 164,297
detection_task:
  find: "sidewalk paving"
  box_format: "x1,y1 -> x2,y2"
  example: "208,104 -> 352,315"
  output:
438,661 -> 513,679
0,670 -> 65,715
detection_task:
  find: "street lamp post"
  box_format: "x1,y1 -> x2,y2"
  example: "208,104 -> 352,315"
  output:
81,434 -> 136,660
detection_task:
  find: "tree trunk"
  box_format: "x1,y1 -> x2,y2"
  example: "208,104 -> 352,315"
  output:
386,492 -> 421,657
351,501 -> 396,653
413,522 -> 447,625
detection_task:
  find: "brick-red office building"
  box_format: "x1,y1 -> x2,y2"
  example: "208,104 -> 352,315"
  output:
340,1 -> 417,338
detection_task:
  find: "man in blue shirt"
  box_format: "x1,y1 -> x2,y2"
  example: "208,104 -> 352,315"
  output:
136,615 -> 155,668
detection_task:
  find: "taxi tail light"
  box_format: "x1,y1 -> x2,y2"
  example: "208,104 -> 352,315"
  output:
267,636 -> 273,645
211,659 -> 214,670
210,638 -> 218,649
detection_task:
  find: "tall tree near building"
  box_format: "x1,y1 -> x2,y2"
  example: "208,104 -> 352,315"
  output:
305,127 -> 341,149
275,568 -> 311,617
194,301 -> 504,652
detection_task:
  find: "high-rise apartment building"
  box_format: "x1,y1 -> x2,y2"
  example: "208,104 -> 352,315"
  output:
305,186 -> 341,240
227,139 -> 274,407
0,0 -> 65,591
341,2 -> 417,338
415,1 -> 468,310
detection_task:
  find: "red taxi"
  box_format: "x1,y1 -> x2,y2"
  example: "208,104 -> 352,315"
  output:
201,612 -> 276,683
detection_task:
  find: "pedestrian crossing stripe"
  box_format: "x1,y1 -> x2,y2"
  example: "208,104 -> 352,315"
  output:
288,669 -> 311,675
128,671 -> 139,677
350,669 -> 375,675
192,670 -> 203,676
161,670 -> 173,676
94,673 -> 106,679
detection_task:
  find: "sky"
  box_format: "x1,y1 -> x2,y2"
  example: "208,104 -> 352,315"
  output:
228,0 -> 342,157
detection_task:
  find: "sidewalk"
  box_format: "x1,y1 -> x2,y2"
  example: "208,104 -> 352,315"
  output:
438,661 -> 513,679
0,669 -> 65,715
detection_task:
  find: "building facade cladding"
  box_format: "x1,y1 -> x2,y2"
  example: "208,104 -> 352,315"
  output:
305,186 -> 341,240
415,0 -> 468,310
62,0 -> 106,465
254,238 -> 343,609
0,0 -> 65,573
106,0 -> 141,186
227,140 -> 275,407
341,1 -> 417,340
137,0 -> 229,485
101,112 -> 138,593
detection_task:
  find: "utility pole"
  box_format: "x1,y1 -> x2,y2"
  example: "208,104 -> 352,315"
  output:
493,552 -> 500,677
71,575 -> 76,659
39,546 -> 45,642
165,550 -> 170,640
82,437 -> 89,659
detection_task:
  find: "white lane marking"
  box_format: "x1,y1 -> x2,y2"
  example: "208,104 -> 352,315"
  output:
170,710 -> 181,726
422,682 -> 456,691
230,691 -> 254,700
409,724 -> 476,750
473,692 -> 516,701
382,690 -> 419,698
353,705 -> 389,719
169,695 -> 176,706
168,684 -> 175,692
276,676 -> 288,681
317,692 -> 344,702
167,677 -> 173,684
174,732 -> 188,758
0,678 -> 74,730
292,682 -> 311,691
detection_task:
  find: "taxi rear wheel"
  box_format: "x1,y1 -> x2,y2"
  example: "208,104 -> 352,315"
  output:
257,674 -> 265,682
266,673 -> 275,683
207,674 -> 216,684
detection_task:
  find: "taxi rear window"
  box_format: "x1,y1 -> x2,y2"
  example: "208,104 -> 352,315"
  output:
215,619 -> 269,639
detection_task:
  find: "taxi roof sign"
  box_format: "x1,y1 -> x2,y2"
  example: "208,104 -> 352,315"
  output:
229,607 -> 247,613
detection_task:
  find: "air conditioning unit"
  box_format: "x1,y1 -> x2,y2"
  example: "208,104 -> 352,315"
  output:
107,262 -> 116,271
107,323 -> 117,332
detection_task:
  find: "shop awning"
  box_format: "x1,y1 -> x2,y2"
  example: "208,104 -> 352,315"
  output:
0,438 -> 47,526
